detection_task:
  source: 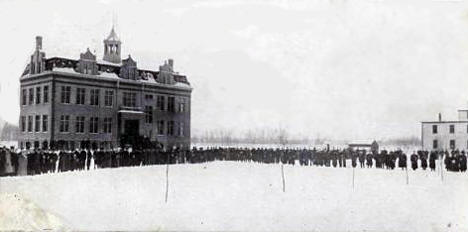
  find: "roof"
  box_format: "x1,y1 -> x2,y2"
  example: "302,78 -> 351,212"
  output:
349,144 -> 372,147
421,121 -> 468,124
118,110 -> 144,114
106,27 -> 120,42
97,59 -> 122,67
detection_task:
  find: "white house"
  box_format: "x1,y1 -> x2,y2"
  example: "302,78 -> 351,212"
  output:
421,110 -> 468,151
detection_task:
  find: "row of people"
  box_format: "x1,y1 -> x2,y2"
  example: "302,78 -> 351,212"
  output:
1,146 -> 467,177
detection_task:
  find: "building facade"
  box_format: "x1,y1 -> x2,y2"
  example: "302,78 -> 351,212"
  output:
421,110 -> 468,151
19,29 -> 192,150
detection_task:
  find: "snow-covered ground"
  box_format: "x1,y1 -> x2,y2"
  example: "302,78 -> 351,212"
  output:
0,161 -> 467,231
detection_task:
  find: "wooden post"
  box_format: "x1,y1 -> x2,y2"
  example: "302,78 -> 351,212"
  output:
440,157 -> 444,182
165,153 -> 170,203
406,167 -> 409,185
281,164 -> 285,193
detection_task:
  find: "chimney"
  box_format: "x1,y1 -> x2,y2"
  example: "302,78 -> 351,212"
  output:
35,36 -> 42,50
168,59 -> 174,69
438,113 -> 442,122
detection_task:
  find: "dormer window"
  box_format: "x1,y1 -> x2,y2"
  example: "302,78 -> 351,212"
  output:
78,48 -> 97,75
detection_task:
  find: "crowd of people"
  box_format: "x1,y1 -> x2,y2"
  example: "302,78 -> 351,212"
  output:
0,146 -> 467,177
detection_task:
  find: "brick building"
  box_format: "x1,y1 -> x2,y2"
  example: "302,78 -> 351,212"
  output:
421,111 -> 468,151
19,28 -> 192,150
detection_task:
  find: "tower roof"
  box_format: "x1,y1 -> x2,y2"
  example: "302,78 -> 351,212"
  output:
105,27 -> 120,42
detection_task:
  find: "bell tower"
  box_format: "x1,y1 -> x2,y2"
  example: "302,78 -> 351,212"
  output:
103,27 -> 122,63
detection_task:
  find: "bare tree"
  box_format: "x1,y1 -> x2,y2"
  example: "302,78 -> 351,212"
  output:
277,126 -> 289,146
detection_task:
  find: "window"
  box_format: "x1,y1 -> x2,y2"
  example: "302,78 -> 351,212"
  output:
168,96 -> 175,112
61,86 -> 71,103
43,85 -> 49,103
21,116 -> 26,132
123,92 -> 136,107
35,87 -> 41,104
432,125 -> 438,134
84,67 -> 92,74
89,117 -> 98,133
35,115 -> 40,132
75,116 -> 85,133
104,90 -> 114,107
179,122 -> 184,136
157,120 -> 165,135
179,102 -> 185,113
28,88 -> 34,105
449,125 -> 455,134
145,94 -> 153,100
103,118 -> 112,133
90,89 -> 100,106
156,95 -> 165,111
450,140 -> 456,150
167,121 -> 174,136
27,116 -> 33,132
22,89 -> 27,106
42,115 -> 48,132
59,115 -> 70,132
76,88 -> 86,104
433,140 -> 438,149
145,106 -> 153,123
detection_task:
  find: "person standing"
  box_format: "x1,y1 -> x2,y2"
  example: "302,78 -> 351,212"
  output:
17,150 -> 28,176
351,152 -> 357,168
460,151 -> 467,172
3,148 -> 15,176
398,152 -> 407,170
429,151 -> 437,171
359,151 -> 365,168
420,152 -> 428,170
410,152 -> 418,170
366,152 -> 373,168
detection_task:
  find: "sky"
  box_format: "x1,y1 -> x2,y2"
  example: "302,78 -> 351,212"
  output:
1,0 -> 468,141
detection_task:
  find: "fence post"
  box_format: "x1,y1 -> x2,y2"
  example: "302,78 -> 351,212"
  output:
165,153 -> 170,203
281,164 -> 285,193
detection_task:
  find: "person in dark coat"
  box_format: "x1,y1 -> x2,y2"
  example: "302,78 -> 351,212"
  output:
27,150 -> 37,175
398,152 -> 407,170
78,150 -> 87,170
410,152 -> 418,170
445,152 -> 451,171
374,153 -> 382,168
429,151 -> 437,171
420,152 -> 428,170
0,148 -> 6,176
366,153 -> 373,168
331,152 -> 337,167
86,150 -> 93,170
459,151 -> 467,172
359,151 -> 365,168
351,153 -> 357,168
10,148 -> 19,175
341,152 -> 347,168
451,152 -> 460,172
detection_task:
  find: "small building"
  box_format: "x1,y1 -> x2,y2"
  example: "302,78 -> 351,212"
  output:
421,111 -> 468,151
348,140 -> 379,154
18,28 -> 192,150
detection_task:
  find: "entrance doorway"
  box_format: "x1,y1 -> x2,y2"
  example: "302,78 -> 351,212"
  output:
124,120 -> 140,136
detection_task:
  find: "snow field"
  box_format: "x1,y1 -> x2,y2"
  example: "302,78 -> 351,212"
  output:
0,161 -> 467,231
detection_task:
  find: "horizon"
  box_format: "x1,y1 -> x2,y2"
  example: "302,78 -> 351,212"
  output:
1,0 -> 468,141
